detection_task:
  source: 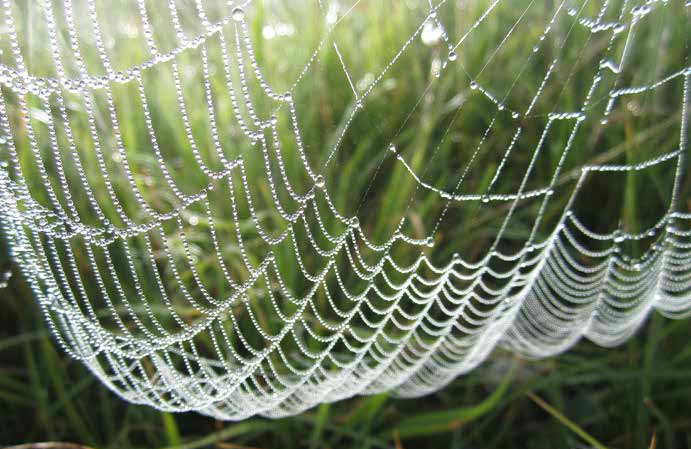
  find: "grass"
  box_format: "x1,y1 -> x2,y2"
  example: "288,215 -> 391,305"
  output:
2,286 -> 690,448
1,0 -> 690,448
527,392 -> 608,449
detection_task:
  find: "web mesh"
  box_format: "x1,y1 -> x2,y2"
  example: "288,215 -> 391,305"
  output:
0,0 -> 689,419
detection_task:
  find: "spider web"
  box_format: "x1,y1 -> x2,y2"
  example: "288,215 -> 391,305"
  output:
0,0 -> 689,419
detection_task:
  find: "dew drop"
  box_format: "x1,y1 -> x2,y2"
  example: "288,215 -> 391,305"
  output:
314,175 -> 325,189
448,51 -> 457,61
425,236 -> 435,247
232,7 -> 245,22
469,81 -> 478,90
350,217 -> 359,227
481,195 -> 490,203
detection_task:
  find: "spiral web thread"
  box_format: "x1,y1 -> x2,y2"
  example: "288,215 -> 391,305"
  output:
0,0 -> 689,419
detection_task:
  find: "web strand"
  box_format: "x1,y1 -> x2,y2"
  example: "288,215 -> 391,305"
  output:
0,0 -> 688,420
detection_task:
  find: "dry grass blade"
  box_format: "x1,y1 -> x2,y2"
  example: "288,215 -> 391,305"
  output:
527,392 -> 608,449
4,443 -> 96,449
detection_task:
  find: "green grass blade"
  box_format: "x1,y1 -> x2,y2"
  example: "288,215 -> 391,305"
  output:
380,360 -> 517,440
308,403 -> 330,449
161,420 -> 271,449
161,412 -> 181,447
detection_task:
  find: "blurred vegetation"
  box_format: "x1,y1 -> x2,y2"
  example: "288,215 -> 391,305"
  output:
1,0 -> 690,448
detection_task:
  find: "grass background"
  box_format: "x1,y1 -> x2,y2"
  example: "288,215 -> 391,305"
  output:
1,0 -> 690,448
